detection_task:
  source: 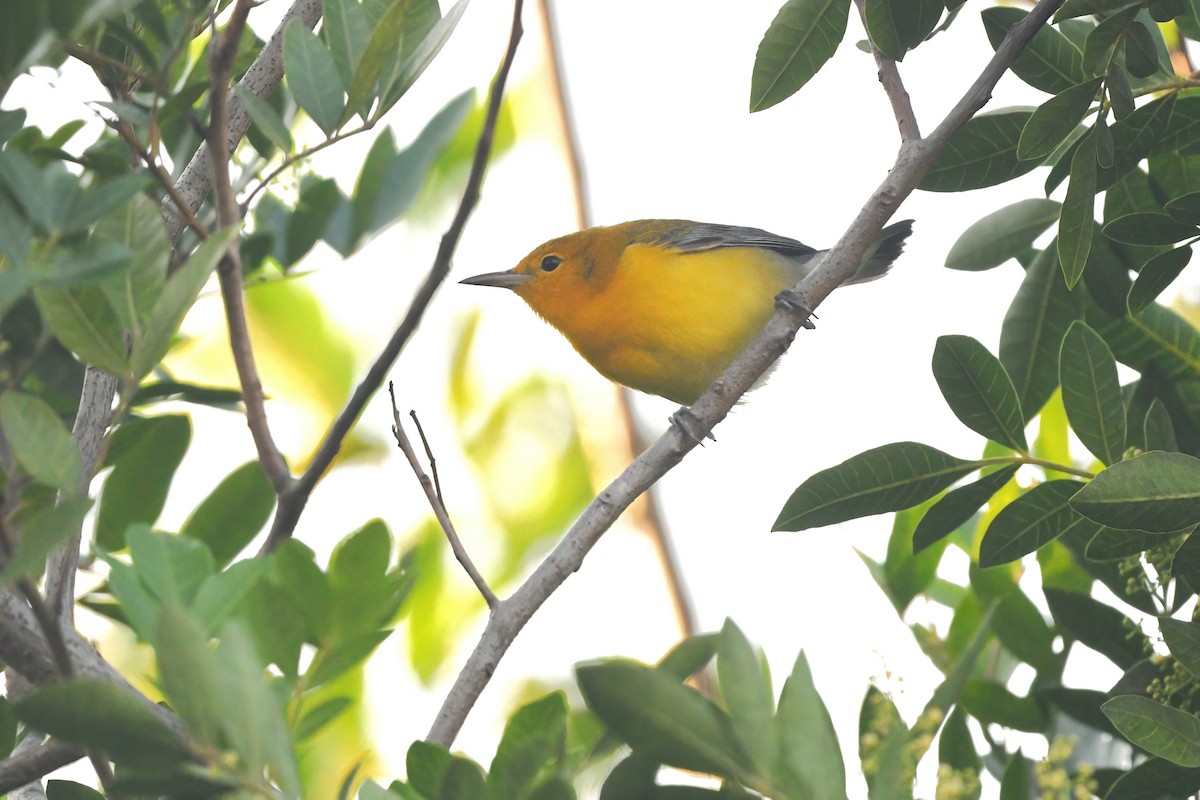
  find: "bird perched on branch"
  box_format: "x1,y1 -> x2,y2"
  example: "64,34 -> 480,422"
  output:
462,219 -> 913,405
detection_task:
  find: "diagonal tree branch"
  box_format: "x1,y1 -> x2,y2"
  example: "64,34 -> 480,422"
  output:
426,0 -> 1067,747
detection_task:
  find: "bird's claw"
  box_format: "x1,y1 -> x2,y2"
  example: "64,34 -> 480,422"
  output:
670,408 -> 715,445
775,289 -> 817,330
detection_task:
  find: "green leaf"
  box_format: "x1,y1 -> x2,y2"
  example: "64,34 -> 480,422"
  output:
1143,398 -> 1177,453
155,604 -> 224,746
46,780 -> 106,800
749,0 -> 852,112
1058,136 -> 1098,288
773,442 -> 978,531
33,283 -> 128,376
1104,212 -> 1199,246
283,18 -> 345,136
658,633 -> 719,681
96,415 -> 191,551
1106,758 -> 1200,800
382,0 -> 469,111
130,228 -> 236,381
1000,245 -> 1083,420
774,650 -> 845,800
979,480 -> 1088,566
128,526 -> 215,607
307,629 -> 392,688
12,679 -> 190,767
1018,78 -> 1102,161
1084,526 -> 1166,560
1123,18 -> 1165,79
999,752 -> 1032,800
344,0 -> 413,121
93,192 -> 169,332
1162,618 -> 1200,681
294,696 -> 352,742
285,177 -> 342,267
180,461 -> 275,568
961,680 -> 1048,732
921,110 -> 1038,192
234,84 -> 293,152
716,619 -> 774,779
1083,7 -> 1139,76
1045,588 -> 1147,667
1059,320 -> 1126,465
1071,450 -> 1200,532
191,559 -> 268,635
913,465 -> 1020,553
1166,191 -> 1200,225
972,566 -> 1059,671
488,692 -> 568,800
1129,246 -> 1192,315
863,0 -> 943,60
932,334 -> 1028,450
982,8 -> 1086,94
100,551 -> 161,641
4,496 -> 92,584
938,708 -> 981,800
576,659 -> 745,778
945,198 -> 1062,271
0,392 -> 82,491
1103,695 -> 1200,766
324,0 -> 373,87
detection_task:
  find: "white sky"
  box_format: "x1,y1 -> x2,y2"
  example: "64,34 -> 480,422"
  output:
6,0 -> 1136,796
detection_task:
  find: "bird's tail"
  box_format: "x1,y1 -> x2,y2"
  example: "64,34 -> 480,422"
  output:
844,219 -> 914,285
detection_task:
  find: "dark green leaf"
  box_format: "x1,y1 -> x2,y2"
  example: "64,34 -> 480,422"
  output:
1058,135 -> 1098,288
1018,79 -> 1102,161
1106,758 -> 1200,800
46,780 -> 106,800
961,680 -> 1048,732
323,0 -> 372,87
920,110 -> 1038,192
4,496 -> 92,584
1103,695 -> 1200,766
658,633 -> 719,681
1143,398 -> 1178,453
1163,618 -> 1200,681
1037,686 -> 1116,733
180,461 -> 274,567
1129,246 -> 1192,315
1072,450 -> 1200,532
717,620 -> 774,778
863,0 -> 943,60
749,0 -> 852,112
979,480 -> 1088,566
999,751 -> 1032,800
0,391 -> 82,491
913,465 -> 1019,553
1059,320 -> 1127,465
932,334 -> 1028,450
1096,115 -> 1114,168
945,198 -> 1061,271
1104,212 -> 1199,247
576,659 -> 745,778
283,19 -> 345,136
773,442 -> 978,531
1123,19 -> 1165,79
774,649 -> 845,800
96,415 -> 191,551
489,692 -> 568,800
982,8 -> 1085,93
1166,192 -> 1200,225
1000,245 -> 1083,420
1045,588 -> 1147,668
12,679 -> 189,767
938,708 -> 981,800
1083,7 -> 1139,76
1084,525 -> 1168,560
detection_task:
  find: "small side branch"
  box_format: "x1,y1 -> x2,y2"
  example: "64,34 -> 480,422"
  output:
854,0 -> 920,141
261,0 -> 527,552
207,0 -> 294,494
0,738 -> 82,796
389,385 -> 497,608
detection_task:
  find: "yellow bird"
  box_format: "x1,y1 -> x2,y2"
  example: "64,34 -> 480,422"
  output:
462,219 -> 913,406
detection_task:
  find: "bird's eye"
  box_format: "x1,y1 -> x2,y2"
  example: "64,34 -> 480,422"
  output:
540,255 -> 563,272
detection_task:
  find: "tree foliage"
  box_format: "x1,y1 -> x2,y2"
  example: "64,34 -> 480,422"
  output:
3,0 -> 1200,798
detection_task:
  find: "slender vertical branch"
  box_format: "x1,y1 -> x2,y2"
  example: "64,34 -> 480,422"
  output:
261,0 -> 528,552
536,0 -> 702,641
853,0 -> 920,141
208,0 -> 295,494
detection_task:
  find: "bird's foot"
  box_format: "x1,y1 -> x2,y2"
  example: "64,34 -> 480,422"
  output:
670,408 -> 715,445
775,289 -> 818,330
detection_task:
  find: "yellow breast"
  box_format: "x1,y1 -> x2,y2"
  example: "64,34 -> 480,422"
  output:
559,244 -> 794,404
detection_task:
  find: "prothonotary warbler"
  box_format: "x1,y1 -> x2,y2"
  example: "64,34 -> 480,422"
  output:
462,219 -> 913,406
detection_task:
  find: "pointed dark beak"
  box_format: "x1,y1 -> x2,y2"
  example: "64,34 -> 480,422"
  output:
460,270 -> 533,289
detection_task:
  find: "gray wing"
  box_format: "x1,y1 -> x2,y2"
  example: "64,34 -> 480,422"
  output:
637,220 -> 819,259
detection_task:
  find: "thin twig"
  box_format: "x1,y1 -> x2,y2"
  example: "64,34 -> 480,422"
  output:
260,0 -> 527,553
111,119 -> 211,239
390,385 -> 497,608
854,0 -> 920,141
426,0 -> 1067,747
207,0 -> 294,494
536,0 -> 702,644
241,121 -> 374,208
408,410 -> 444,505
